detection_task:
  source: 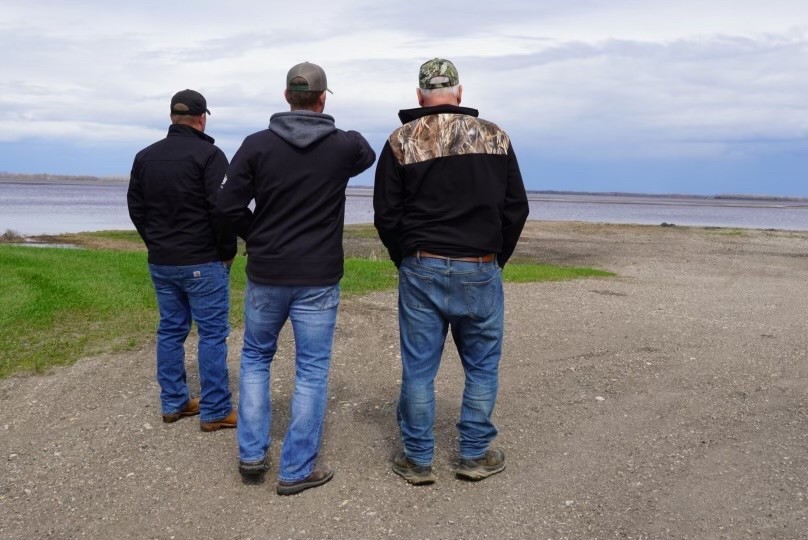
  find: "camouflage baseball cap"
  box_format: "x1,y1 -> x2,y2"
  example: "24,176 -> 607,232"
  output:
419,58 -> 460,89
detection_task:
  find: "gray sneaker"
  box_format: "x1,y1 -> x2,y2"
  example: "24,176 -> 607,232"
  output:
455,449 -> 506,481
392,451 -> 436,485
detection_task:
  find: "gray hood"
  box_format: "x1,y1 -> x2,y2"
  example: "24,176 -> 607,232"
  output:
268,111 -> 337,148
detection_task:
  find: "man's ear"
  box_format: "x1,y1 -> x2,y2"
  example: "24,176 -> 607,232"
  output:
456,85 -> 462,105
416,88 -> 425,107
319,91 -> 327,107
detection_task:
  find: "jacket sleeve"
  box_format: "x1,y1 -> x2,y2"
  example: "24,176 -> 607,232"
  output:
204,148 -> 237,260
373,141 -> 405,267
345,130 -> 376,177
497,144 -> 529,268
126,156 -> 148,245
216,140 -> 255,241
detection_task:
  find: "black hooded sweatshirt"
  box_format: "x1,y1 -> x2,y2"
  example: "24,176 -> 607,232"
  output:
217,111 -> 375,285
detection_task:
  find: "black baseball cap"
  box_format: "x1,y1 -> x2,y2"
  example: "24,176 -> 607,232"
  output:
170,89 -> 211,115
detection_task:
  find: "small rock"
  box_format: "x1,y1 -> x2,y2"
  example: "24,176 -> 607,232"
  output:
595,396 -> 606,402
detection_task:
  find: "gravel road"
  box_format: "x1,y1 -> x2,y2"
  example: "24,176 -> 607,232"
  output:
1,222 -> 806,539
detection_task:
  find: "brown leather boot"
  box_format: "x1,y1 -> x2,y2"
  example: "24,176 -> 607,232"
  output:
162,397 -> 200,423
276,463 -> 334,495
200,409 -> 237,432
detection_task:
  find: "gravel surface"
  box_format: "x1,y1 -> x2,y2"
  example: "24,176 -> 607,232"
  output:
2,222 -> 806,539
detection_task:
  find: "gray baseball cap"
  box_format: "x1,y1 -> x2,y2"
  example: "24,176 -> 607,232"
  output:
286,62 -> 333,94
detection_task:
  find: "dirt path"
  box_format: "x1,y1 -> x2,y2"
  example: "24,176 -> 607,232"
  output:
2,222 -> 806,539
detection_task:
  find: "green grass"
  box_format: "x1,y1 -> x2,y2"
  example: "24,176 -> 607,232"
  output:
342,224 -> 380,239
704,228 -> 745,236
342,259 -> 399,295
0,241 -> 612,378
82,230 -> 144,242
503,263 -> 614,282
1,246 -> 155,377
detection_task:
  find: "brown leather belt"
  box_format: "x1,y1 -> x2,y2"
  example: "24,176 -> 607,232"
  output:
415,250 -> 496,263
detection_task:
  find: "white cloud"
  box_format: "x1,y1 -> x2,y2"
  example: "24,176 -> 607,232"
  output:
0,0 -> 805,166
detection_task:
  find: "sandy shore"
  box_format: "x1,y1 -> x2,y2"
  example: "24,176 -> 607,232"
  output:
1,222 -> 806,539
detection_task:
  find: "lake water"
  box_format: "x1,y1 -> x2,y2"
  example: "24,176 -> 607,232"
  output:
1,182 -> 807,235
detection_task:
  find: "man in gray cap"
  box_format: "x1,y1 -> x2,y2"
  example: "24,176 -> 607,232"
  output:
128,89 -> 238,433
217,62 -> 375,495
374,58 -> 529,485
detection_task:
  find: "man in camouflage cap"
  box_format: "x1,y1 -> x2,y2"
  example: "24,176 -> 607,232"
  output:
374,58 -> 529,485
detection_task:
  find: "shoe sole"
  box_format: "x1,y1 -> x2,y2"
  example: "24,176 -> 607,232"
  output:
455,462 -> 506,481
162,411 -> 199,423
240,470 -> 266,485
277,468 -> 334,496
391,464 -> 436,485
239,461 -> 268,485
200,422 -> 237,432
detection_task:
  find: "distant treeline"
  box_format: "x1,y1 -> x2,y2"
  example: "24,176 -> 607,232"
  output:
3,175 -> 806,202
353,185 -> 807,202
0,172 -> 127,184
527,190 -> 808,203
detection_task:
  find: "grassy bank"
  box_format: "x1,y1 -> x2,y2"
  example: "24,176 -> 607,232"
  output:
0,228 -> 613,378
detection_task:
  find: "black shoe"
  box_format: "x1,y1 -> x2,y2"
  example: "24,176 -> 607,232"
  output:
239,458 -> 268,485
455,449 -> 506,481
391,451 -> 436,485
276,464 -> 334,495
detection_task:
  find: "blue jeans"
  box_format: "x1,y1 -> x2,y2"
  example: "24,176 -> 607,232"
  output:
397,255 -> 504,465
237,280 -> 339,483
149,262 -> 233,423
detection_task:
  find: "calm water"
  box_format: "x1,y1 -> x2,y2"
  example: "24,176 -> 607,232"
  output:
1,182 -> 807,235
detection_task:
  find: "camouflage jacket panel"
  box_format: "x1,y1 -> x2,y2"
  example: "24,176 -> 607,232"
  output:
389,113 -> 510,166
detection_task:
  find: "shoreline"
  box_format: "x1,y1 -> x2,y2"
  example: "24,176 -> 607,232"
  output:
2,220 -> 808,247
1,222 -> 805,538
4,177 -> 807,204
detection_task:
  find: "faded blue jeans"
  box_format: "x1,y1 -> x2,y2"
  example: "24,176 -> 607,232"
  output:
148,262 -> 233,423
397,255 -> 504,466
237,280 -> 339,483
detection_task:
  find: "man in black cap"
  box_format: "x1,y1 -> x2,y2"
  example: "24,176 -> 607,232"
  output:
217,62 -> 375,494
128,89 -> 238,433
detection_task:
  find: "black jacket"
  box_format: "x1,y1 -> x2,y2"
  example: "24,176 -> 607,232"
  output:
127,124 -> 236,265
216,111 -> 376,285
374,105 -> 529,268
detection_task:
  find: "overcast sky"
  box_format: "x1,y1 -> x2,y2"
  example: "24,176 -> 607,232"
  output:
1,0 -> 806,196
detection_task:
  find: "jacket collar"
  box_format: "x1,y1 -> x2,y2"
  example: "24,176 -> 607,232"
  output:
167,123 -> 215,144
397,104 -> 479,125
